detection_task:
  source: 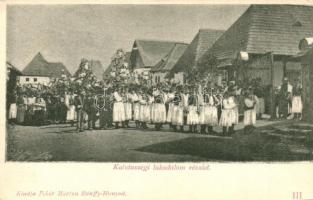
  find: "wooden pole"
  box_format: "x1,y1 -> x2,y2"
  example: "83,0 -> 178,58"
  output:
269,52 -> 275,119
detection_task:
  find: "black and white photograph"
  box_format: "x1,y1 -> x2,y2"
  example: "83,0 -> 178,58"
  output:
5,3 -> 313,162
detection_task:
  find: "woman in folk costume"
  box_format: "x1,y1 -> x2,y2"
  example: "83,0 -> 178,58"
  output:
153,88 -> 167,130
291,78 -> 303,120
16,93 -> 26,124
166,87 -> 176,129
113,87 -> 126,129
132,88 -> 141,128
65,90 -> 76,127
173,86 -> 184,132
147,90 -> 155,124
187,86 -> 199,133
200,87 -> 219,134
219,91 -> 238,136
198,86 -> 207,134
123,87 -> 133,128
243,88 -> 259,134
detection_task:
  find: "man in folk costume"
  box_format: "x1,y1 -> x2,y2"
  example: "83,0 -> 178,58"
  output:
278,77 -> 292,119
113,87 -> 126,129
139,88 -> 150,129
181,86 -> 190,126
243,87 -> 259,134
219,91 -> 238,136
187,86 -> 199,133
153,86 -> 167,131
99,87 -> 114,129
291,78 -> 303,120
74,90 -> 87,132
85,91 -> 97,130
65,89 -> 76,127
131,87 -> 140,128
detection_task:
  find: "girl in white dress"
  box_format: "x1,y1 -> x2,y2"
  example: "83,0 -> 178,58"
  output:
206,88 -> 219,134
153,91 -> 167,130
123,88 -> 133,128
187,88 -> 199,133
219,91 -> 238,136
132,88 -> 140,128
166,88 -> 175,130
243,88 -> 258,134
65,90 -> 76,126
113,88 -> 125,128
291,79 -> 303,120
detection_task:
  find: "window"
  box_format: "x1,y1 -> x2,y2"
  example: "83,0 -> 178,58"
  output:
26,78 -> 29,82
34,78 -> 37,82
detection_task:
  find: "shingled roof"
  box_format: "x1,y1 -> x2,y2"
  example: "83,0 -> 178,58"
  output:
22,52 -> 71,77
169,29 -> 224,75
207,5 -> 313,60
130,39 -> 188,69
151,43 -> 188,73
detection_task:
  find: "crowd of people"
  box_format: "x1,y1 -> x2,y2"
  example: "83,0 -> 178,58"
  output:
7,75 -> 303,136
7,50 -> 303,136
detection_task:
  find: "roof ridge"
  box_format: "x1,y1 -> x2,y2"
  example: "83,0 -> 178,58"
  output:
135,38 -> 188,45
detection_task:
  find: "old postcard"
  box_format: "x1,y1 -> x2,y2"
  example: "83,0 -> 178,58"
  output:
1,0 -> 313,199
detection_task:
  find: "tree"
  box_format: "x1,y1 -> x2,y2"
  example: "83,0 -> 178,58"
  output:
185,52 -> 218,86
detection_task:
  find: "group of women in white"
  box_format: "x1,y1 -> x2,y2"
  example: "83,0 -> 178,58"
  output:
111,84 -> 260,136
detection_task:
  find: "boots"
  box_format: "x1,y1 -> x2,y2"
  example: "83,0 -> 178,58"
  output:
229,124 -> 235,136
189,125 -> 193,133
207,126 -> 213,135
180,126 -> 184,132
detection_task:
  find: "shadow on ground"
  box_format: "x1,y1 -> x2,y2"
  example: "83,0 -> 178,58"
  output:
135,131 -> 311,161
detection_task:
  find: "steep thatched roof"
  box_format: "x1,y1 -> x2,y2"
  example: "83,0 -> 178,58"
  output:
130,39 -> 188,69
22,52 -> 71,77
169,29 -> 224,75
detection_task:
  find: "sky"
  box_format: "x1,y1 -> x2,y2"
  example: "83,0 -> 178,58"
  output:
6,4 -> 249,74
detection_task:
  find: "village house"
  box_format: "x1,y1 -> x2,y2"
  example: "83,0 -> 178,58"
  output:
151,43 -> 188,84
201,5 -> 313,87
19,52 -> 71,85
168,29 -> 224,84
129,39 -> 188,78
